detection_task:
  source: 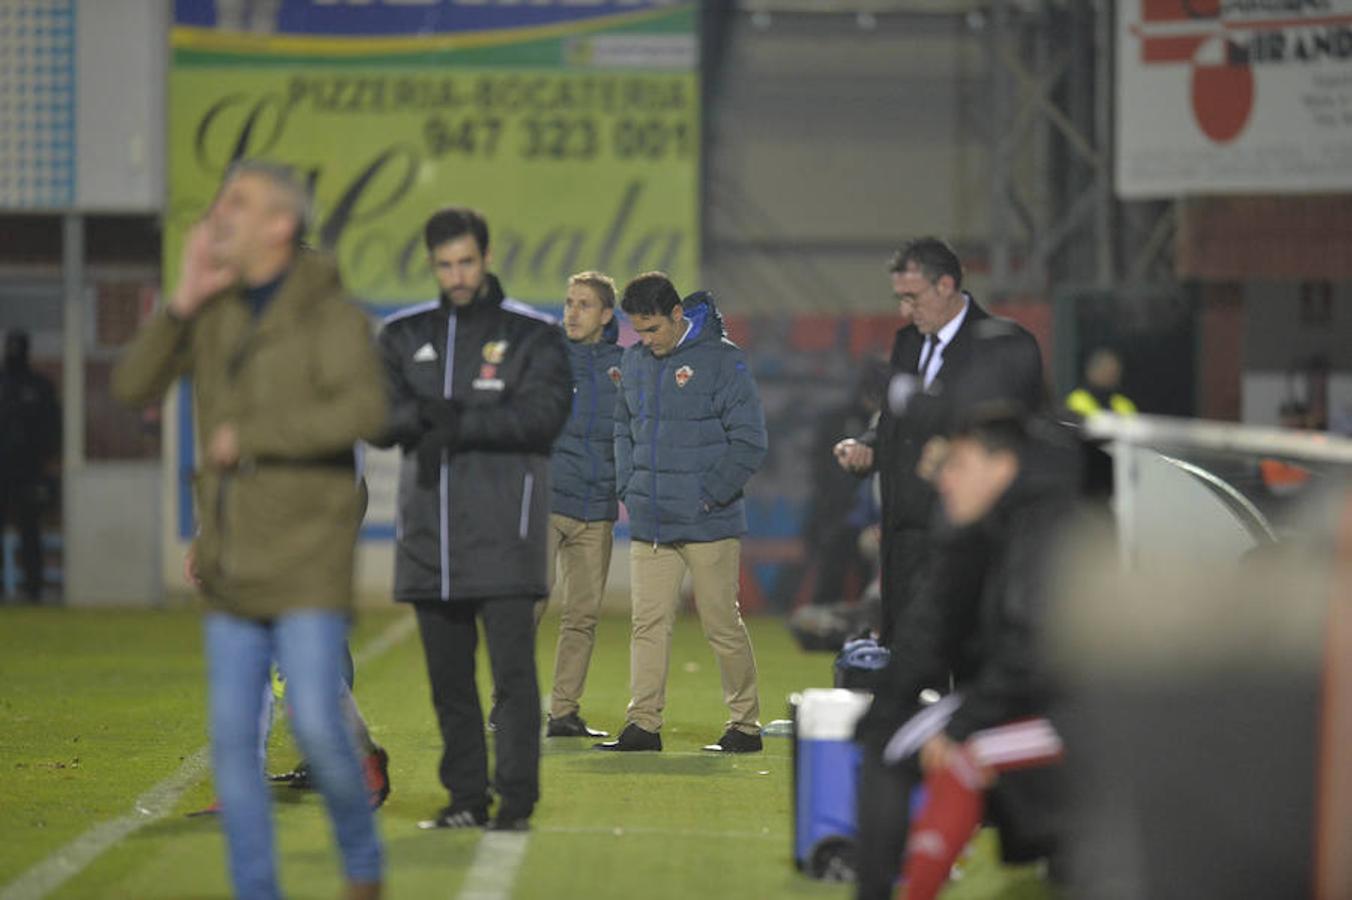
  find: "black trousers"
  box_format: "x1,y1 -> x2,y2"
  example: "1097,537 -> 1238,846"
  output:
877,527 -> 929,647
854,748 -> 920,900
414,596 -> 540,818
0,479 -> 43,601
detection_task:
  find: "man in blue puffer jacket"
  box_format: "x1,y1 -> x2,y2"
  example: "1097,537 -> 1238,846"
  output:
544,271 -> 624,739
595,272 -> 769,753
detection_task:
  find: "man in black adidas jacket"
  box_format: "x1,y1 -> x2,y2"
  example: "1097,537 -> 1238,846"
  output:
372,207 -> 571,831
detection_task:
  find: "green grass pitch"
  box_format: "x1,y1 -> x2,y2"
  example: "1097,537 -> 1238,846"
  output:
0,604 -> 1052,899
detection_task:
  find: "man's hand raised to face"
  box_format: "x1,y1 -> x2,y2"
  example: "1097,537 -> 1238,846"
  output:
168,220 -> 237,320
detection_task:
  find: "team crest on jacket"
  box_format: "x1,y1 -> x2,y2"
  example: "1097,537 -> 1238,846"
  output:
674,365 -> 694,388
482,340 -> 509,364
474,362 -> 504,391
607,366 -> 622,385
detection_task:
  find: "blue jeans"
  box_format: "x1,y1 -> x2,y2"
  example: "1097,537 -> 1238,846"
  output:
206,611 -> 382,898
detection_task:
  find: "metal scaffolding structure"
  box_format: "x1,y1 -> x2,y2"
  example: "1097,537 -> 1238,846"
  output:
984,0 -> 1178,301
714,0 -> 1181,307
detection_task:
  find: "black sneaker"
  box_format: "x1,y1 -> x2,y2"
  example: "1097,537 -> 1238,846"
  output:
703,728 -> 763,753
546,713 -> 609,738
269,761 -> 312,790
593,722 -> 662,752
417,805 -> 489,830
487,812 -> 531,831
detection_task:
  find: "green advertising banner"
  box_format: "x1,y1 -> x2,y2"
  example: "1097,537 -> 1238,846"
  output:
168,1 -> 700,306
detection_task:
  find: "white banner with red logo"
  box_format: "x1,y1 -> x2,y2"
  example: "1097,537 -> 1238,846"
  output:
1117,0 -> 1352,198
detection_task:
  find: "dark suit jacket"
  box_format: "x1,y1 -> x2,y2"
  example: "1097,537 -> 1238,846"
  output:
865,297 -> 1045,535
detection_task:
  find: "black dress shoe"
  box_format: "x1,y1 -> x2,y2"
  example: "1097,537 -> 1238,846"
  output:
702,728 -> 763,753
593,722 -> 662,752
547,713 -> 609,738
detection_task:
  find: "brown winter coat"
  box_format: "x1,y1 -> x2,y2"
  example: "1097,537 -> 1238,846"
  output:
112,250 -> 386,619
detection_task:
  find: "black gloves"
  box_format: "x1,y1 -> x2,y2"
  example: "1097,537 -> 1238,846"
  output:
418,397 -> 459,433
414,398 -> 462,488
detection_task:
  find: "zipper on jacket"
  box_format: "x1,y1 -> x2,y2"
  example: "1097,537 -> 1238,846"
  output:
519,472 -> 534,540
583,346 -> 599,520
440,311 -> 457,600
650,360 -> 667,548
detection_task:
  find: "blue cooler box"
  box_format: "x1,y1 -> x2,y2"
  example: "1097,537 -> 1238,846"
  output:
792,688 -> 873,878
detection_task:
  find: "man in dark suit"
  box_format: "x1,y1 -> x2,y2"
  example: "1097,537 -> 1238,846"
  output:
834,237 -> 1045,900
834,236 -> 1043,645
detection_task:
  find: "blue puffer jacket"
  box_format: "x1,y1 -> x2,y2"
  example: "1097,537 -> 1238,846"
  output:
615,291 -> 768,544
551,316 -> 624,521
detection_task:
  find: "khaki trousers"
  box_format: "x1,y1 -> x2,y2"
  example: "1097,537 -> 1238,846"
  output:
626,538 -> 760,734
545,514 -> 614,719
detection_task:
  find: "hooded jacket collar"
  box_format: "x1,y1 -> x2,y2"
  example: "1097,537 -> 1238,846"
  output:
667,290 -> 725,355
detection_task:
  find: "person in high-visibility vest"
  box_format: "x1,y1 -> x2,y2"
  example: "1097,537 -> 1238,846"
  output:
1065,347 -> 1137,417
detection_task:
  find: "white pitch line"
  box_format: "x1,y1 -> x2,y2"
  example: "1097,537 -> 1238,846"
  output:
352,612 -> 417,666
0,748 -> 212,900
455,832 -> 530,900
448,821 -> 781,900
0,611 -> 417,900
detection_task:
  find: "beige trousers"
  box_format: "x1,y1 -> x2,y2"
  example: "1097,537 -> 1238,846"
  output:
544,514 -> 614,719
626,538 -> 760,734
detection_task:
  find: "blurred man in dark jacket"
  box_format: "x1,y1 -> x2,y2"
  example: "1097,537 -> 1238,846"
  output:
0,330 -> 59,602
596,273 -> 769,753
544,270 -> 623,739
885,409 -> 1076,899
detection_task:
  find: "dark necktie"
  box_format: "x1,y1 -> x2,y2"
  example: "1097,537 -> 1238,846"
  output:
917,334 -> 940,386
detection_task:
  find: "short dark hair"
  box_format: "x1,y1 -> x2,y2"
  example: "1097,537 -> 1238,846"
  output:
620,271 -> 681,317
949,404 -> 1028,455
424,207 -> 489,255
889,237 -> 963,291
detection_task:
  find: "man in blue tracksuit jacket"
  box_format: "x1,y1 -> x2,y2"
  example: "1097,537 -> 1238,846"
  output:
544,271 -> 624,740
595,272 -> 769,754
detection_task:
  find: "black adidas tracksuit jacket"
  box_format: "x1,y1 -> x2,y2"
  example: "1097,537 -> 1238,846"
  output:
373,275 -> 572,602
